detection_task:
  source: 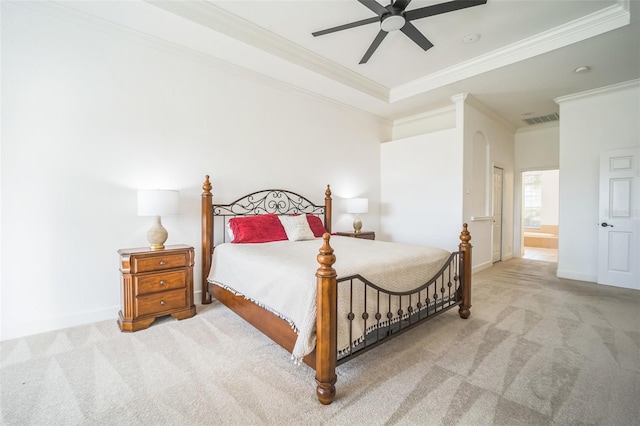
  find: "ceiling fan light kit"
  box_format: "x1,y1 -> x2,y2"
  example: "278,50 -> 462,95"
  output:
381,14 -> 406,32
312,0 -> 488,64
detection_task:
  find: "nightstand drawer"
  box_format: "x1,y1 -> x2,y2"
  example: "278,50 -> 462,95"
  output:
135,270 -> 187,295
133,252 -> 189,273
136,289 -> 187,317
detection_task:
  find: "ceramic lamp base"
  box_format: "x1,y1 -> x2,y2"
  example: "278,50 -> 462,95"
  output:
352,214 -> 362,234
147,215 -> 168,250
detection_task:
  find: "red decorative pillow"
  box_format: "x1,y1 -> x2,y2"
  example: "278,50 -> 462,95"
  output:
306,214 -> 327,237
228,214 -> 288,243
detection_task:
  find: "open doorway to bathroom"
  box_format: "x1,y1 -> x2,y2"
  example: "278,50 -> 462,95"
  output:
522,169 -> 559,262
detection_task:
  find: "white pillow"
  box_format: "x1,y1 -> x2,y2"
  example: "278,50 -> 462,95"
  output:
279,215 -> 315,241
225,222 -> 235,242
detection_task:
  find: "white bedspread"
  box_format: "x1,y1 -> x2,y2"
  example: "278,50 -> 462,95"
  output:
207,236 -> 451,363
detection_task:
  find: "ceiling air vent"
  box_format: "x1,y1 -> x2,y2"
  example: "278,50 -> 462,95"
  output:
522,112 -> 559,125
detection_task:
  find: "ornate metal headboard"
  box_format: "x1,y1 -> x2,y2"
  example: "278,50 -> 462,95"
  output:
214,189 -> 329,243
200,175 -> 332,304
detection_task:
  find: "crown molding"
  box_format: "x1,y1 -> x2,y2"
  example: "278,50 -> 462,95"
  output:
463,94 -> 517,132
450,93 -> 469,105
554,78 -> 640,104
146,0 -> 390,102
11,0 -> 390,125
390,0 -> 630,103
146,0 -> 630,106
393,105 -> 456,126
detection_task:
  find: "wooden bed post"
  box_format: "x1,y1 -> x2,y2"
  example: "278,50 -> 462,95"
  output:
315,233 -> 337,405
458,223 -> 472,319
324,185 -> 332,234
201,175 -> 213,305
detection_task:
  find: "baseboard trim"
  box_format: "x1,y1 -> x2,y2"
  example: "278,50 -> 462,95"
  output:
473,260 -> 493,274
1,306 -> 119,342
556,269 -> 597,283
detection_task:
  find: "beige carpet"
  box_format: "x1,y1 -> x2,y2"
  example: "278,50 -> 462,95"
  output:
2,258 -> 639,425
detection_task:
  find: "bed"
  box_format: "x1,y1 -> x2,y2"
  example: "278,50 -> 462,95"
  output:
200,175 -> 472,405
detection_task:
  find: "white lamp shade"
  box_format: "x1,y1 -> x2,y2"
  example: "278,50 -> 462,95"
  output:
346,198 -> 368,214
137,190 -> 179,216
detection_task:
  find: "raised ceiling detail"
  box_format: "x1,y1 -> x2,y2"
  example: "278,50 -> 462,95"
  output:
311,0 -> 488,64
34,0 -> 638,128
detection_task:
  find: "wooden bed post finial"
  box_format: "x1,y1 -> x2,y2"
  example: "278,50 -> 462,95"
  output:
201,175 -> 213,305
324,185 -> 332,234
315,233 -> 337,405
202,175 -> 212,194
458,223 -> 472,319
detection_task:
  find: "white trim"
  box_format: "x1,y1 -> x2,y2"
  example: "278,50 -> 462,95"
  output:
16,0 -> 630,116
473,260 -> 493,274
465,95 -> 516,132
145,0 -> 389,102
554,78 -> 640,104
470,216 -> 492,221
556,269 -> 597,283
393,105 -> 456,126
1,306 -> 119,342
11,0 -> 390,125
391,1 -> 630,102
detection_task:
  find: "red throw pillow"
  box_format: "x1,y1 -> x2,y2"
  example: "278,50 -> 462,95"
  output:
229,214 -> 288,243
306,214 -> 327,237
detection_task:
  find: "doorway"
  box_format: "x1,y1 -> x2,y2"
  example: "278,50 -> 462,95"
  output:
522,169 -> 559,262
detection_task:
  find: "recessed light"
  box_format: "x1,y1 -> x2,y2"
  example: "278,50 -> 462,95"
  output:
463,33 -> 480,44
574,66 -> 590,74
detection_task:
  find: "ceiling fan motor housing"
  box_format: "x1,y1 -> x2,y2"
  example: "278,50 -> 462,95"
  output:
381,10 -> 406,32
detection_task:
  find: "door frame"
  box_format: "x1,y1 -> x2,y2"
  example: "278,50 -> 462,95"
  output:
492,164 -> 504,263
515,167 -> 560,259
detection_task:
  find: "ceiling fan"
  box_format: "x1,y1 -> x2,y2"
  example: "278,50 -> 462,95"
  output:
312,0 -> 488,64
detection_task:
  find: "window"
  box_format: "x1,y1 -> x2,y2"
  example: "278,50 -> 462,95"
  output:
523,172 -> 542,228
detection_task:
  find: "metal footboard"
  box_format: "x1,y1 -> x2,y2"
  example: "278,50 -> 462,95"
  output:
336,251 -> 462,365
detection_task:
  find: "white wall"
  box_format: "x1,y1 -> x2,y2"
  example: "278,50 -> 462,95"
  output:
555,80 -> 640,282
514,124 -> 560,171
380,128 -> 463,249
381,94 -> 516,272
1,3 -> 390,340
513,123 -> 560,255
461,97 -> 516,271
540,170 -> 559,226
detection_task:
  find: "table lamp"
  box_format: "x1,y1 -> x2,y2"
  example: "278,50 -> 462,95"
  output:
137,189 -> 179,250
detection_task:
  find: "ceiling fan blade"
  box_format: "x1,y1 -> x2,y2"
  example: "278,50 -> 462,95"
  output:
392,0 -> 412,11
360,30 -> 389,64
357,0 -> 388,17
312,16 -> 380,37
400,22 -> 434,51
405,0 -> 487,21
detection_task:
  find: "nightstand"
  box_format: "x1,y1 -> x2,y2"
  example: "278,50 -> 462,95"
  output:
336,231 -> 375,240
118,244 -> 196,332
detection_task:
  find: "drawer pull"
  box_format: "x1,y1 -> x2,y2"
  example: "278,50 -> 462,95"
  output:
160,300 -> 166,305
159,260 -> 166,265
159,280 -> 167,286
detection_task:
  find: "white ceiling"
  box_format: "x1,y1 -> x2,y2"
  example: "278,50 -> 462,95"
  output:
54,0 -> 640,128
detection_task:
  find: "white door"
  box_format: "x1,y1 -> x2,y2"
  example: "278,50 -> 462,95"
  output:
598,147 -> 639,289
492,166 -> 503,263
